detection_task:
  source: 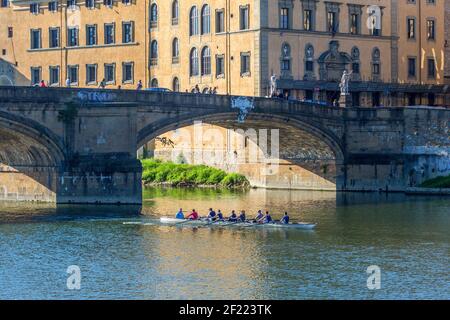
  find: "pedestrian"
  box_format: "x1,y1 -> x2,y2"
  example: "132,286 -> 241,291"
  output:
212,87 -> 217,94
117,85 -> 122,90
137,80 -> 143,90
195,84 -> 200,93
65,78 -> 71,87
99,78 -> 106,89
39,80 -> 46,88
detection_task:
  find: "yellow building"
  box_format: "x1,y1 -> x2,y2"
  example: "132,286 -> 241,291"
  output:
0,0 -> 449,105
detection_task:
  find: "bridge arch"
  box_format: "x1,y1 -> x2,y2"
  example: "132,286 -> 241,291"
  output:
0,111 -> 65,201
138,112 -> 345,190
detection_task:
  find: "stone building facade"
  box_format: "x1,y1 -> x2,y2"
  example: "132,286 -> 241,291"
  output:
0,0 -> 449,106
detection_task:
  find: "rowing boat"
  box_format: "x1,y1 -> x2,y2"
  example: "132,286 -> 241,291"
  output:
159,217 -> 316,230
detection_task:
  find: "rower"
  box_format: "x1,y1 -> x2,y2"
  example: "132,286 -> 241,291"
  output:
228,210 -> 238,222
255,210 -> 264,222
217,210 -> 224,221
263,211 -> 273,224
238,210 -> 246,222
175,208 -> 184,219
280,212 -> 289,224
207,208 -> 216,220
186,209 -> 199,220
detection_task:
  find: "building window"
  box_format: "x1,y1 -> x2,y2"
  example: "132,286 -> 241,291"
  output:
327,11 -> 338,33
172,77 -> 180,92
201,5 -> 210,35
427,58 -> 436,78
427,19 -> 435,40
240,52 -> 250,76
190,6 -> 199,36
67,0 -> 76,8
368,7 -> 381,36
122,0 -> 131,5
408,57 -> 416,78
407,17 -> 416,39
1,0 -> 9,7
67,27 -> 79,47
48,1 -> 58,12
104,63 -> 115,84
150,3 -> 158,27
30,29 -> 41,49
85,0 -> 94,9
49,66 -> 59,86
122,62 -> 134,84
31,67 -> 41,85
104,23 -> 115,44
8,27 -> 13,38
104,0 -> 113,8
240,5 -> 249,30
30,3 -> 39,14
371,48 -> 381,80
172,38 -> 179,64
86,25 -> 97,46
348,5 -> 362,35
190,47 -> 199,76
351,47 -> 360,79
67,65 -> 79,86
280,43 -> 291,78
150,40 -> 158,66
280,7 -> 289,29
122,21 -> 134,43
172,0 -> 179,25
150,78 -> 158,88
303,9 -> 313,31
216,54 -> 224,78
201,46 -> 211,76
216,9 -> 224,33
304,44 -> 315,80
86,64 -> 97,85
49,27 -> 60,48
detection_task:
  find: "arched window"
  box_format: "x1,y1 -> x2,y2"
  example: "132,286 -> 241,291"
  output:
371,47 -> 380,80
201,5 -> 210,34
172,77 -> 180,92
172,0 -> 179,24
190,47 -> 199,76
150,3 -> 158,27
172,38 -> 179,63
201,46 -> 211,76
151,78 -> 159,88
150,40 -> 158,65
280,43 -> 291,77
351,47 -> 361,79
304,44 -> 315,80
190,6 -> 199,36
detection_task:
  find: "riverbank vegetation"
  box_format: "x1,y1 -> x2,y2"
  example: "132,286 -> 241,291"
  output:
419,175 -> 450,188
141,159 -> 249,188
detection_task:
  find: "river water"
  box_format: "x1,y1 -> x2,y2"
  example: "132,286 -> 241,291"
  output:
0,188 -> 448,300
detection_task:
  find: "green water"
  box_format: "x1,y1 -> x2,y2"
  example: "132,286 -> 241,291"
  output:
0,188 -> 449,299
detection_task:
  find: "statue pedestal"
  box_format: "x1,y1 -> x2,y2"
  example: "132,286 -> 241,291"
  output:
339,94 -> 352,108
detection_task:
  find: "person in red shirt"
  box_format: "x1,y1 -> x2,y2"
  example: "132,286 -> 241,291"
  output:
39,80 -> 47,88
186,209 -> 199,220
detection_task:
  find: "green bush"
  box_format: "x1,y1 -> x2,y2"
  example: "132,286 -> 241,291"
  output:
141,158 -> 249,188
419,175 -> 450,188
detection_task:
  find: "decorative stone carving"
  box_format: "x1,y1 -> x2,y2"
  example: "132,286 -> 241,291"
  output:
318,41 -> 352,81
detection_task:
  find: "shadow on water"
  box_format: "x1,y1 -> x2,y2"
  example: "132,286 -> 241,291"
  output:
0,202 -> 142,224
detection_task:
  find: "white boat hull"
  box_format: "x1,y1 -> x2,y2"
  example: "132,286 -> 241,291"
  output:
159,217 -> 316,230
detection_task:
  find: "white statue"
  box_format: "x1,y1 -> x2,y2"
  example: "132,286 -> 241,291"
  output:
339,70 -> 352,96
270,74 -> 277,97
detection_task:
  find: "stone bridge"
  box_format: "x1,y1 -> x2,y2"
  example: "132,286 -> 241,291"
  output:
0,86 -> 449,204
